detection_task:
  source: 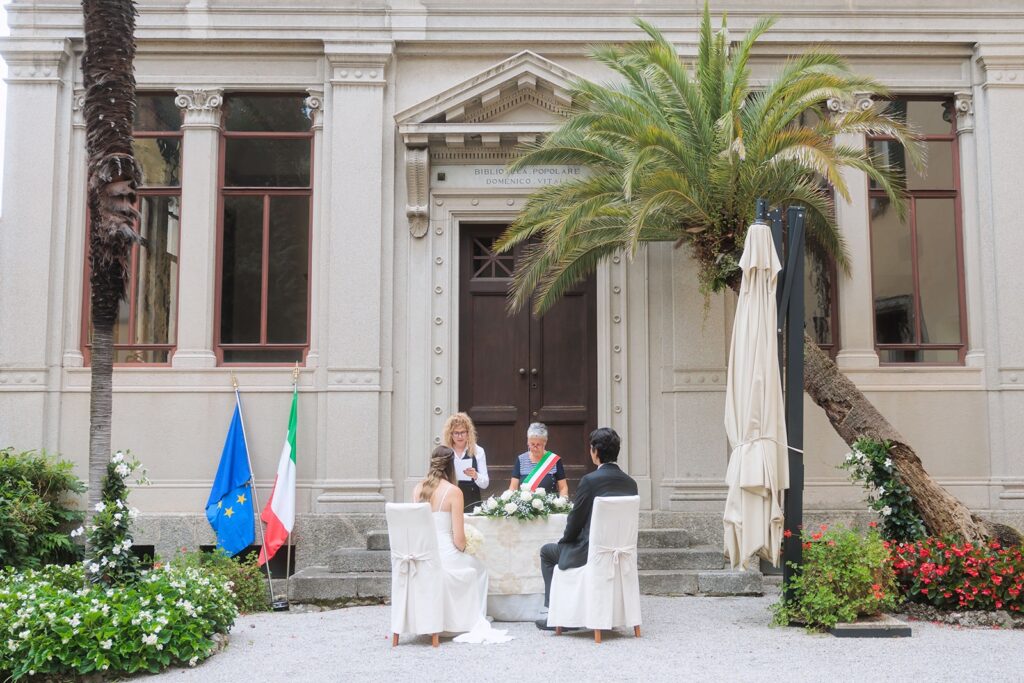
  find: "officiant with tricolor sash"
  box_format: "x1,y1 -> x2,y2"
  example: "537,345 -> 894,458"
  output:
508,422 -> 569,498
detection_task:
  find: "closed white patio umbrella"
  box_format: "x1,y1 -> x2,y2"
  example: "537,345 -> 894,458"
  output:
723,220 -> 790,570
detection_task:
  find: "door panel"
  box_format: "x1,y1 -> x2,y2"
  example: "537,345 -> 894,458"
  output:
459,224 -> 597,497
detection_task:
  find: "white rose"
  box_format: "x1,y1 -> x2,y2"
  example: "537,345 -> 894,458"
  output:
881,505 -> 893,516
534,487 -> 546,496
555,496 -> 567,507
520,483 -> 532,491
503,502 -> 518,515
531,498 -> 544,510
500,490 -> 514,501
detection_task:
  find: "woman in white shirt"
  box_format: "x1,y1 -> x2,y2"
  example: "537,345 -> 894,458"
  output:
443,412 -> 489,511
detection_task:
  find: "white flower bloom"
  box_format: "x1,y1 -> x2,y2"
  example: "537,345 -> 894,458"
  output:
142,633 -> 158,646
500,490 -> 514,501
884,458 -> 893,469
100,639 -> 112,650
19,630 -> 30,640
115,463 -> 130,478
68,614 -> 81,628
534,487 -> 546,496
89,563 -> 100,573
189,656 -> 199,667
113,512 -> 123,521
531,498 -> 544,510
503,502 -> 518,515
112,546 -> 121,555
95,502 -> 106,513
554,496 -> 567,507
881,505 -> 893,516
112,451 -> 125,463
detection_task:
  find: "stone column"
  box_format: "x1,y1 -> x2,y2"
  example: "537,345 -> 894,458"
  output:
315,42 -> 394,511
953,92 -> 986,368
977,48 -> 1024,507
304,88 -> 325,369
0,38 -> 73,450
62,88 -> 89,370
829,94 -> 880,370
170,89 -> 223,368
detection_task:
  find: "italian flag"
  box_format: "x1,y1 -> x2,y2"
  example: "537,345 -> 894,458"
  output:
258,385 -> 297,566
523,451 -> 560,491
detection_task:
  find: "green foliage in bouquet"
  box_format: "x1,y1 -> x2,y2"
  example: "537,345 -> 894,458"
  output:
773,524 -> 899,631
477,486 -> 572,521
0,447 -> 85,569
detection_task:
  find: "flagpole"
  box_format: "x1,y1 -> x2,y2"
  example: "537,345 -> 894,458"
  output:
285,362 -> 298,605
232,372 -> 277,607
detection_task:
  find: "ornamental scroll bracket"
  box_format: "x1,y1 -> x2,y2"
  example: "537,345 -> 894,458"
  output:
406,146 -> 430,238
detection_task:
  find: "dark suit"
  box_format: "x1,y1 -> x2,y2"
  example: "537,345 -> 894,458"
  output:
540,462 -> 638,606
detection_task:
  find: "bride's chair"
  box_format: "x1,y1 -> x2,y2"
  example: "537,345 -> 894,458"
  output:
385,502 -> 480,647
546,495 -> 641,643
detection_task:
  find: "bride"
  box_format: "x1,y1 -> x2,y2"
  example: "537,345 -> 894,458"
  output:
413,446 -> 512,644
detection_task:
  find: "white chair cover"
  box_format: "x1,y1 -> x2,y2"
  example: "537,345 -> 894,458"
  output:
385,503 -> 481,636
547,495 -> 641,630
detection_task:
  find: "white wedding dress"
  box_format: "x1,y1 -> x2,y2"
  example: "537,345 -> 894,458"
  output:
432,485 -> 513,644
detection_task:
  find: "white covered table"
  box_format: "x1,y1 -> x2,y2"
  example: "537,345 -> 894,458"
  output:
465,513 -> 567,622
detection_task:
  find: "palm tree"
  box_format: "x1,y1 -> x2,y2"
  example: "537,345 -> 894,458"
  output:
81,0 -> 142,557
497,7 -> 1017,543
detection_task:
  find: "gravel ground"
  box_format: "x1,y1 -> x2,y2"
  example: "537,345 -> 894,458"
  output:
148,595 -> 1024,683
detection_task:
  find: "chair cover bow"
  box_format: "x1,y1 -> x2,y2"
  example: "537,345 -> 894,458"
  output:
595,544 -> 636,567
392,551 -> 430,578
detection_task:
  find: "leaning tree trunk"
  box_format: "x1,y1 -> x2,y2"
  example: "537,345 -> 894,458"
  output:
82,0 -> 142,560
803,332 -> 1021,545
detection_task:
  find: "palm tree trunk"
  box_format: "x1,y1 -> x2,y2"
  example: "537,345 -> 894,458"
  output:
82,0 -> 141,558
802,332 -> 1020,544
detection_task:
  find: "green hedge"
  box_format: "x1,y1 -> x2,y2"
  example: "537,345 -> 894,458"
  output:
0,563 -> 237,680
0,448 -> 84,569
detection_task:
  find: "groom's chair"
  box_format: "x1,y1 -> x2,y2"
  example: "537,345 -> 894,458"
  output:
385,503 -> 480,647
546,495 -> 641,643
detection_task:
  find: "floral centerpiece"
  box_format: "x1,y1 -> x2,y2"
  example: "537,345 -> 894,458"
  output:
476,485 -> 572,521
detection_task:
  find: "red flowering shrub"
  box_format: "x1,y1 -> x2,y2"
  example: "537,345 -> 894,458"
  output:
890,537 -> 1024,612
774,525 -> 898,631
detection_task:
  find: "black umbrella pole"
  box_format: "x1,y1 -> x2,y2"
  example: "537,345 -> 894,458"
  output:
780,206 -> 806,605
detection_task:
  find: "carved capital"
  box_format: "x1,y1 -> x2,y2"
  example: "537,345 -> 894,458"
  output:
826,92 -> 874,116
72,87 -> 87,128
174,88 -> 224,128
405,147 -> 430,238
952,91 -> 975,134
305,88 -> 325,130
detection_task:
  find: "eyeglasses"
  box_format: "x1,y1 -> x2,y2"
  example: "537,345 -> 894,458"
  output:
452,431 -> 468,436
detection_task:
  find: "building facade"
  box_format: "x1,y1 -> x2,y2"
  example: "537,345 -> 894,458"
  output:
2,1 -> 1024,565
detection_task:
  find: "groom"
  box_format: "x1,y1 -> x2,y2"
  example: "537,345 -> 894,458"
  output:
536,427 -> 638,630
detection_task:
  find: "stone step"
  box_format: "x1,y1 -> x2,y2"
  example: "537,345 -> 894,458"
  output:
288,567 -> 390,604
639,569 -> 763,596
637,528 -> 693,549
327,548 -> 390,573
366,531 -> 390,551
637,546 -> 725,571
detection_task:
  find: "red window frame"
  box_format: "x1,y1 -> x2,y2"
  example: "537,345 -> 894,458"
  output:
867,96 -> 967,365
214,95 -> 314,366
81,96 -> 183,366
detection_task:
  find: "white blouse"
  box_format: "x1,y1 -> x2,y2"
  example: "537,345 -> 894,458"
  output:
453,445 -> 489,490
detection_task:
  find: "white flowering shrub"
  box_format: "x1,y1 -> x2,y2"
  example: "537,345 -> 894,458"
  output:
0,562 -> 237,680
840,437 -> 926,542
82,451 -> 146,585
477,485 -> 572,521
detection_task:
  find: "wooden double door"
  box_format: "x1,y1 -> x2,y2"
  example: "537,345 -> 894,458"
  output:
458,224 -> 597,497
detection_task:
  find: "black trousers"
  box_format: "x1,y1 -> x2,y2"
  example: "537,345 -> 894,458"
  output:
540,542 -> 561,607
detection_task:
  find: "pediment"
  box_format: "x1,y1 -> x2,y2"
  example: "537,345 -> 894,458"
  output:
396,51 -> 583,132
399,52 -> 586,239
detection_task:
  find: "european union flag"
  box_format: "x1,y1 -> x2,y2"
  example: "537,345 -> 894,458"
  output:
206,399 -> 255,556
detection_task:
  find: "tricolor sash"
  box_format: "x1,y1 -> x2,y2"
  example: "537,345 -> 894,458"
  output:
523,451 -> 560,491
